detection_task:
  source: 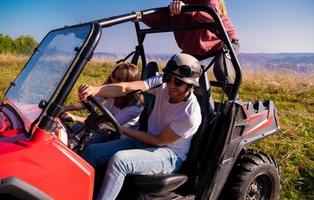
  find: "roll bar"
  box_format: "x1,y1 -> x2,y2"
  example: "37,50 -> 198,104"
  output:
95,5 -> 242,100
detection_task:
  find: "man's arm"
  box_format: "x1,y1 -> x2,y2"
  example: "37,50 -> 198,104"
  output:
121,126 -> 181,147
79,80 -> 146,101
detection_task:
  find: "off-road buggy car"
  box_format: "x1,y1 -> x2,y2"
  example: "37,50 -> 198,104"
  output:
0,5 -> 280,200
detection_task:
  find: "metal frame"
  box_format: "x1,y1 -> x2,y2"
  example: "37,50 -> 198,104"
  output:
38,5 -> 242,127
30,4 -> 243,132
94,5 -> 242,100
37,23 -> 102,131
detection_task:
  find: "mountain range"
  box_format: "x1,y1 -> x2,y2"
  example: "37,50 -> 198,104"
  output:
238,53 -> 314,74
94,52 -> 314,74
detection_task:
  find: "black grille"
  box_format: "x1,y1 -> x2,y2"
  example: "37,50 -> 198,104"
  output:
232,125 -> 245,139
235,107 -> 246,122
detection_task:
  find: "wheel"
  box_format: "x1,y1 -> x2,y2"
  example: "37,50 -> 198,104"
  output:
223,150 -> 280,200
68,96 -> 122,152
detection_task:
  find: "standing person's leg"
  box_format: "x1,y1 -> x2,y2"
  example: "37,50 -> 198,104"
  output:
96,147 -> 182,200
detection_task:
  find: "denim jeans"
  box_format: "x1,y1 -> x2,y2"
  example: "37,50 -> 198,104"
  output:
71,123 -> 119,147
80,138 -> 182,200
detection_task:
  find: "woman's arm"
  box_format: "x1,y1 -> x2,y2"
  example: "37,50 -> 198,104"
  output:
60,112 -> 86,124
79,81 -> 147,101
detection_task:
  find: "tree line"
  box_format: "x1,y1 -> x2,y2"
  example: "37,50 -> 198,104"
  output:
0,34 -> 38,55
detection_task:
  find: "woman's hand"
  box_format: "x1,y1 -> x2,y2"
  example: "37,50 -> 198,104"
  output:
169,0 -> 185,16
78,84 -> 98,102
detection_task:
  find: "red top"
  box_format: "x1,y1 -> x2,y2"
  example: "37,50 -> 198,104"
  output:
143,0 -> 239,56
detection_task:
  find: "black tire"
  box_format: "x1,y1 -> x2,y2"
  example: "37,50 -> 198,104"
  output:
223,150 -> 280,200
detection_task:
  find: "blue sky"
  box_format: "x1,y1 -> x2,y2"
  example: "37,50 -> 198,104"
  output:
1,0 -> 314,53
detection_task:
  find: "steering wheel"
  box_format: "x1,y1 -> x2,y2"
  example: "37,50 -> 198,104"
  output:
63,96 -> 122,153
81,96 -> 122,135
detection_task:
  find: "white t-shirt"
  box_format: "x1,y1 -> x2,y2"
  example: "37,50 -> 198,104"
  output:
144,75 -> 202,161
103,98 -> 143,130
95,97 -> 143,139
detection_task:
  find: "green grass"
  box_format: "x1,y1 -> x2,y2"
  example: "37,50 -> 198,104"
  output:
239,71 -> 314,199
0,54 -> 313,199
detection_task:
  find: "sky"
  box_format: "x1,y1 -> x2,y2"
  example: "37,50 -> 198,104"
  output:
1,0 -> 314,54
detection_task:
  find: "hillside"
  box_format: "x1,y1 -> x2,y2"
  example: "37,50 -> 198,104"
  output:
94,52 -> 314,74
239,53 -> 314,74
0,53 -> 313,199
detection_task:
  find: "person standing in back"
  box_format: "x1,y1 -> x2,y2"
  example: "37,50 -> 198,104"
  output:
144,0 -> 240,97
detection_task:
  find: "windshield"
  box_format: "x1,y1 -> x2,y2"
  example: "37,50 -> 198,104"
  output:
5,24 -> 92,128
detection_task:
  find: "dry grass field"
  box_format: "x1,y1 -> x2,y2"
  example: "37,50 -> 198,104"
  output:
0,53 -> 313,199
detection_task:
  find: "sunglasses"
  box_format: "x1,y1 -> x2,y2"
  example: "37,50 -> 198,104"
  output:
162,73 -> 184,87
164,60 -> 196,77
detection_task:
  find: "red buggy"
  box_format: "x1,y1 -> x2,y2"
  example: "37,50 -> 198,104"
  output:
0,5 -> 280,200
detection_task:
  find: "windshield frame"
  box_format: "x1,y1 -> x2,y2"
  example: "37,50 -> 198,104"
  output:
3,23 -> 101,134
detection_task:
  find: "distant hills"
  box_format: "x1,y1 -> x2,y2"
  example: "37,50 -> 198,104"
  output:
239,53 -> 314,74
93,52 -> 314,74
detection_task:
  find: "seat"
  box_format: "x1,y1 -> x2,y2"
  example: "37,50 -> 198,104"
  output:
141,61 -> 159,80
123,174 -> 188,193
138,61 -> 158,132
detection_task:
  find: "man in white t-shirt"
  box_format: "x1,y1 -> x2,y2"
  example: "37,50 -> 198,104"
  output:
79,53 -> 202,200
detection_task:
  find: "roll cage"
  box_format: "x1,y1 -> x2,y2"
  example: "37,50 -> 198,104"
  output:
34,8 -> 243,198
96,5 -> 242,100
37,5 -> 241,132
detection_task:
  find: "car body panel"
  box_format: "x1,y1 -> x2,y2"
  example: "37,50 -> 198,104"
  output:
0,127 -> 94,199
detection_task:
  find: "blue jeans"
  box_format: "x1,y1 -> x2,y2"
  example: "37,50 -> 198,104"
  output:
71,123 -> 119,147
80,138 -> 182,200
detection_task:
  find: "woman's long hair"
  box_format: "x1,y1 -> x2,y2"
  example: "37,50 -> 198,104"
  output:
219,0 -> 228,17
104,63 -> 142,109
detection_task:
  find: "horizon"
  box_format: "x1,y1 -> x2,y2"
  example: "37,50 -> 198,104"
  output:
1,0 -> 314,54
93,51 -> 314,55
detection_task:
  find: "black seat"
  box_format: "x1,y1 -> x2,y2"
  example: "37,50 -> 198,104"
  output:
117,63 -> 215,199
138,61 -> 159,132
141,61 -> 159,80
123,174 -> 188,193
138,93 -> 155,132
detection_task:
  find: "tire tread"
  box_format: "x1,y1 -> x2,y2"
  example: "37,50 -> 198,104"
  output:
220,149 -> 280,200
